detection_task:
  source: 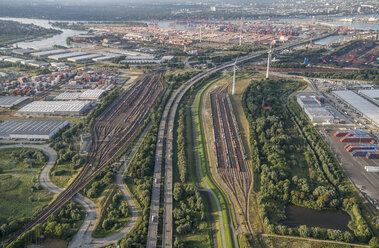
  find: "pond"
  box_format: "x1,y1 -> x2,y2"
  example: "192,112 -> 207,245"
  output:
281,205 -> 351,231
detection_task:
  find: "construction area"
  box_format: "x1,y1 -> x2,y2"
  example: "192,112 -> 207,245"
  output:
320,127 -> 379,210
325,40 -> 378,67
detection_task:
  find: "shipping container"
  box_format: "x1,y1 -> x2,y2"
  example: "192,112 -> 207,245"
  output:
365,152 -> 379,159
340,136 -> 374,143
352,150 -> 376,157
345,144 -> 379,152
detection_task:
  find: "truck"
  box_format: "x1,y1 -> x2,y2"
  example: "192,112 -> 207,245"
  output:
365,166 -> 379,172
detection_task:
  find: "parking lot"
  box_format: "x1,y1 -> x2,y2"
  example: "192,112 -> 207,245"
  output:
318,127 -> 379,209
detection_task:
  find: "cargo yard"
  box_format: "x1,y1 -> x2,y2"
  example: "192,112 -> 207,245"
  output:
8,72 -> 164,244
320,128 -> 379,209
210,86 -> 252,234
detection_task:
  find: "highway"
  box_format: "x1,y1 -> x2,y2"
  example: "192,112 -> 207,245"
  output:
146,30 -> 336,248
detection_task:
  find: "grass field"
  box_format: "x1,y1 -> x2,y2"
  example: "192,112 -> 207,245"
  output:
50,161 -> 79,189
0,148 -> 52,222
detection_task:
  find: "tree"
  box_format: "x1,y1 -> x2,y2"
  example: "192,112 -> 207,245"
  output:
370,237 -> 379,248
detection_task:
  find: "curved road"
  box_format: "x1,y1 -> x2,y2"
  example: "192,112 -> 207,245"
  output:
0,141 -> 142,248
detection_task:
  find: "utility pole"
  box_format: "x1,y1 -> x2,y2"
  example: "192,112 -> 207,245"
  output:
266,43 -> 273,79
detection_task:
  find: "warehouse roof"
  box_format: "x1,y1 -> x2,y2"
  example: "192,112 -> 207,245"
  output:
55,89 -> 105,100
0,96 -> 29,108
0,120 -> 68,138
358,89 -> 379,100
18,101 -> 91,113
49,52 -> 88,60
333,90 -> 379,125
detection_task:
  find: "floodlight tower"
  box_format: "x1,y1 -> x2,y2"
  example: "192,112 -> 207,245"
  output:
232,58 -> 237,95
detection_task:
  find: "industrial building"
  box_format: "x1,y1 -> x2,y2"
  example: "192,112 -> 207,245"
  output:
333,90 -> 379,127
12,49 -> 35,55
55,89 -> 105,101
31,49 -> 69,58
18,100 -> 92,117
0,96 -> 29,109
67,54 -> 102,62
48,52 -> 88,61
358,89 -> 379,105
0,119 -> 68,140
297,95 -> 334,123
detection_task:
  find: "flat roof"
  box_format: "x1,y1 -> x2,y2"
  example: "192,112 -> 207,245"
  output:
55,89 -> 105,100
67,54 -> 102,62
333,90 -> 379,125
48,52 -> 88,60
0,96 -> 29,107
359,89 -> 379,100
31,49 -> 69,57
0,119 -> 68,138
18,101 -> 91,113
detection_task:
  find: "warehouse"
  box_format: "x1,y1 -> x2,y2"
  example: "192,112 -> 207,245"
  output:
358,89 -> 379,105
304,107 -> 334,122
297,95 -> 322,108
297,94 -> 333,123
0,120 -> 68,140
333,90 -> 379,126
48,52 -> 88,61
18,101 -> 92,117
0,96 -> 29,109
31,49 -> 69,58
67,54 -> 102,62
55,89 -> 105,101
12,49 -> 35,55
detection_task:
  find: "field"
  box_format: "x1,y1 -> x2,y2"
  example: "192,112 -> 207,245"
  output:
0,148 -> 52,222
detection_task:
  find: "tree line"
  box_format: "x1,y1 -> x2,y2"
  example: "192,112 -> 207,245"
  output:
242,78 -> 374,244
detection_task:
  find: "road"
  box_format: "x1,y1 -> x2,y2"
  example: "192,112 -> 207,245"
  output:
146,30 -> 336,248
0,138 -> 144,248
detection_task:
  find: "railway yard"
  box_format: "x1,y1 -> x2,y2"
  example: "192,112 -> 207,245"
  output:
7,73 -> 164,244
210,86 -> 252,234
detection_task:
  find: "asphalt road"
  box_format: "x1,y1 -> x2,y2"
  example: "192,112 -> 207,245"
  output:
0,140 -> 142,248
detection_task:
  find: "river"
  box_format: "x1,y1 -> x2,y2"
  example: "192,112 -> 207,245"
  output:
0,17 -> 86,49
1,15 -> 377,49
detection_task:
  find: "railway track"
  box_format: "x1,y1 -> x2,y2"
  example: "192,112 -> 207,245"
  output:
210,86 -> 254,241
146,29 -> 335,248
6,73 -> 164,246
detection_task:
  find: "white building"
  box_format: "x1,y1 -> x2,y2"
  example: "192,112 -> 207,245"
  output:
18,101 -> 92,117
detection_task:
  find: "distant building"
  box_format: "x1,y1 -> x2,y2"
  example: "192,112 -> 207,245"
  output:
0,96 -> 29,109
0,120 -> 68,140
297,95 -> 334,123
18,101 -> 92,117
